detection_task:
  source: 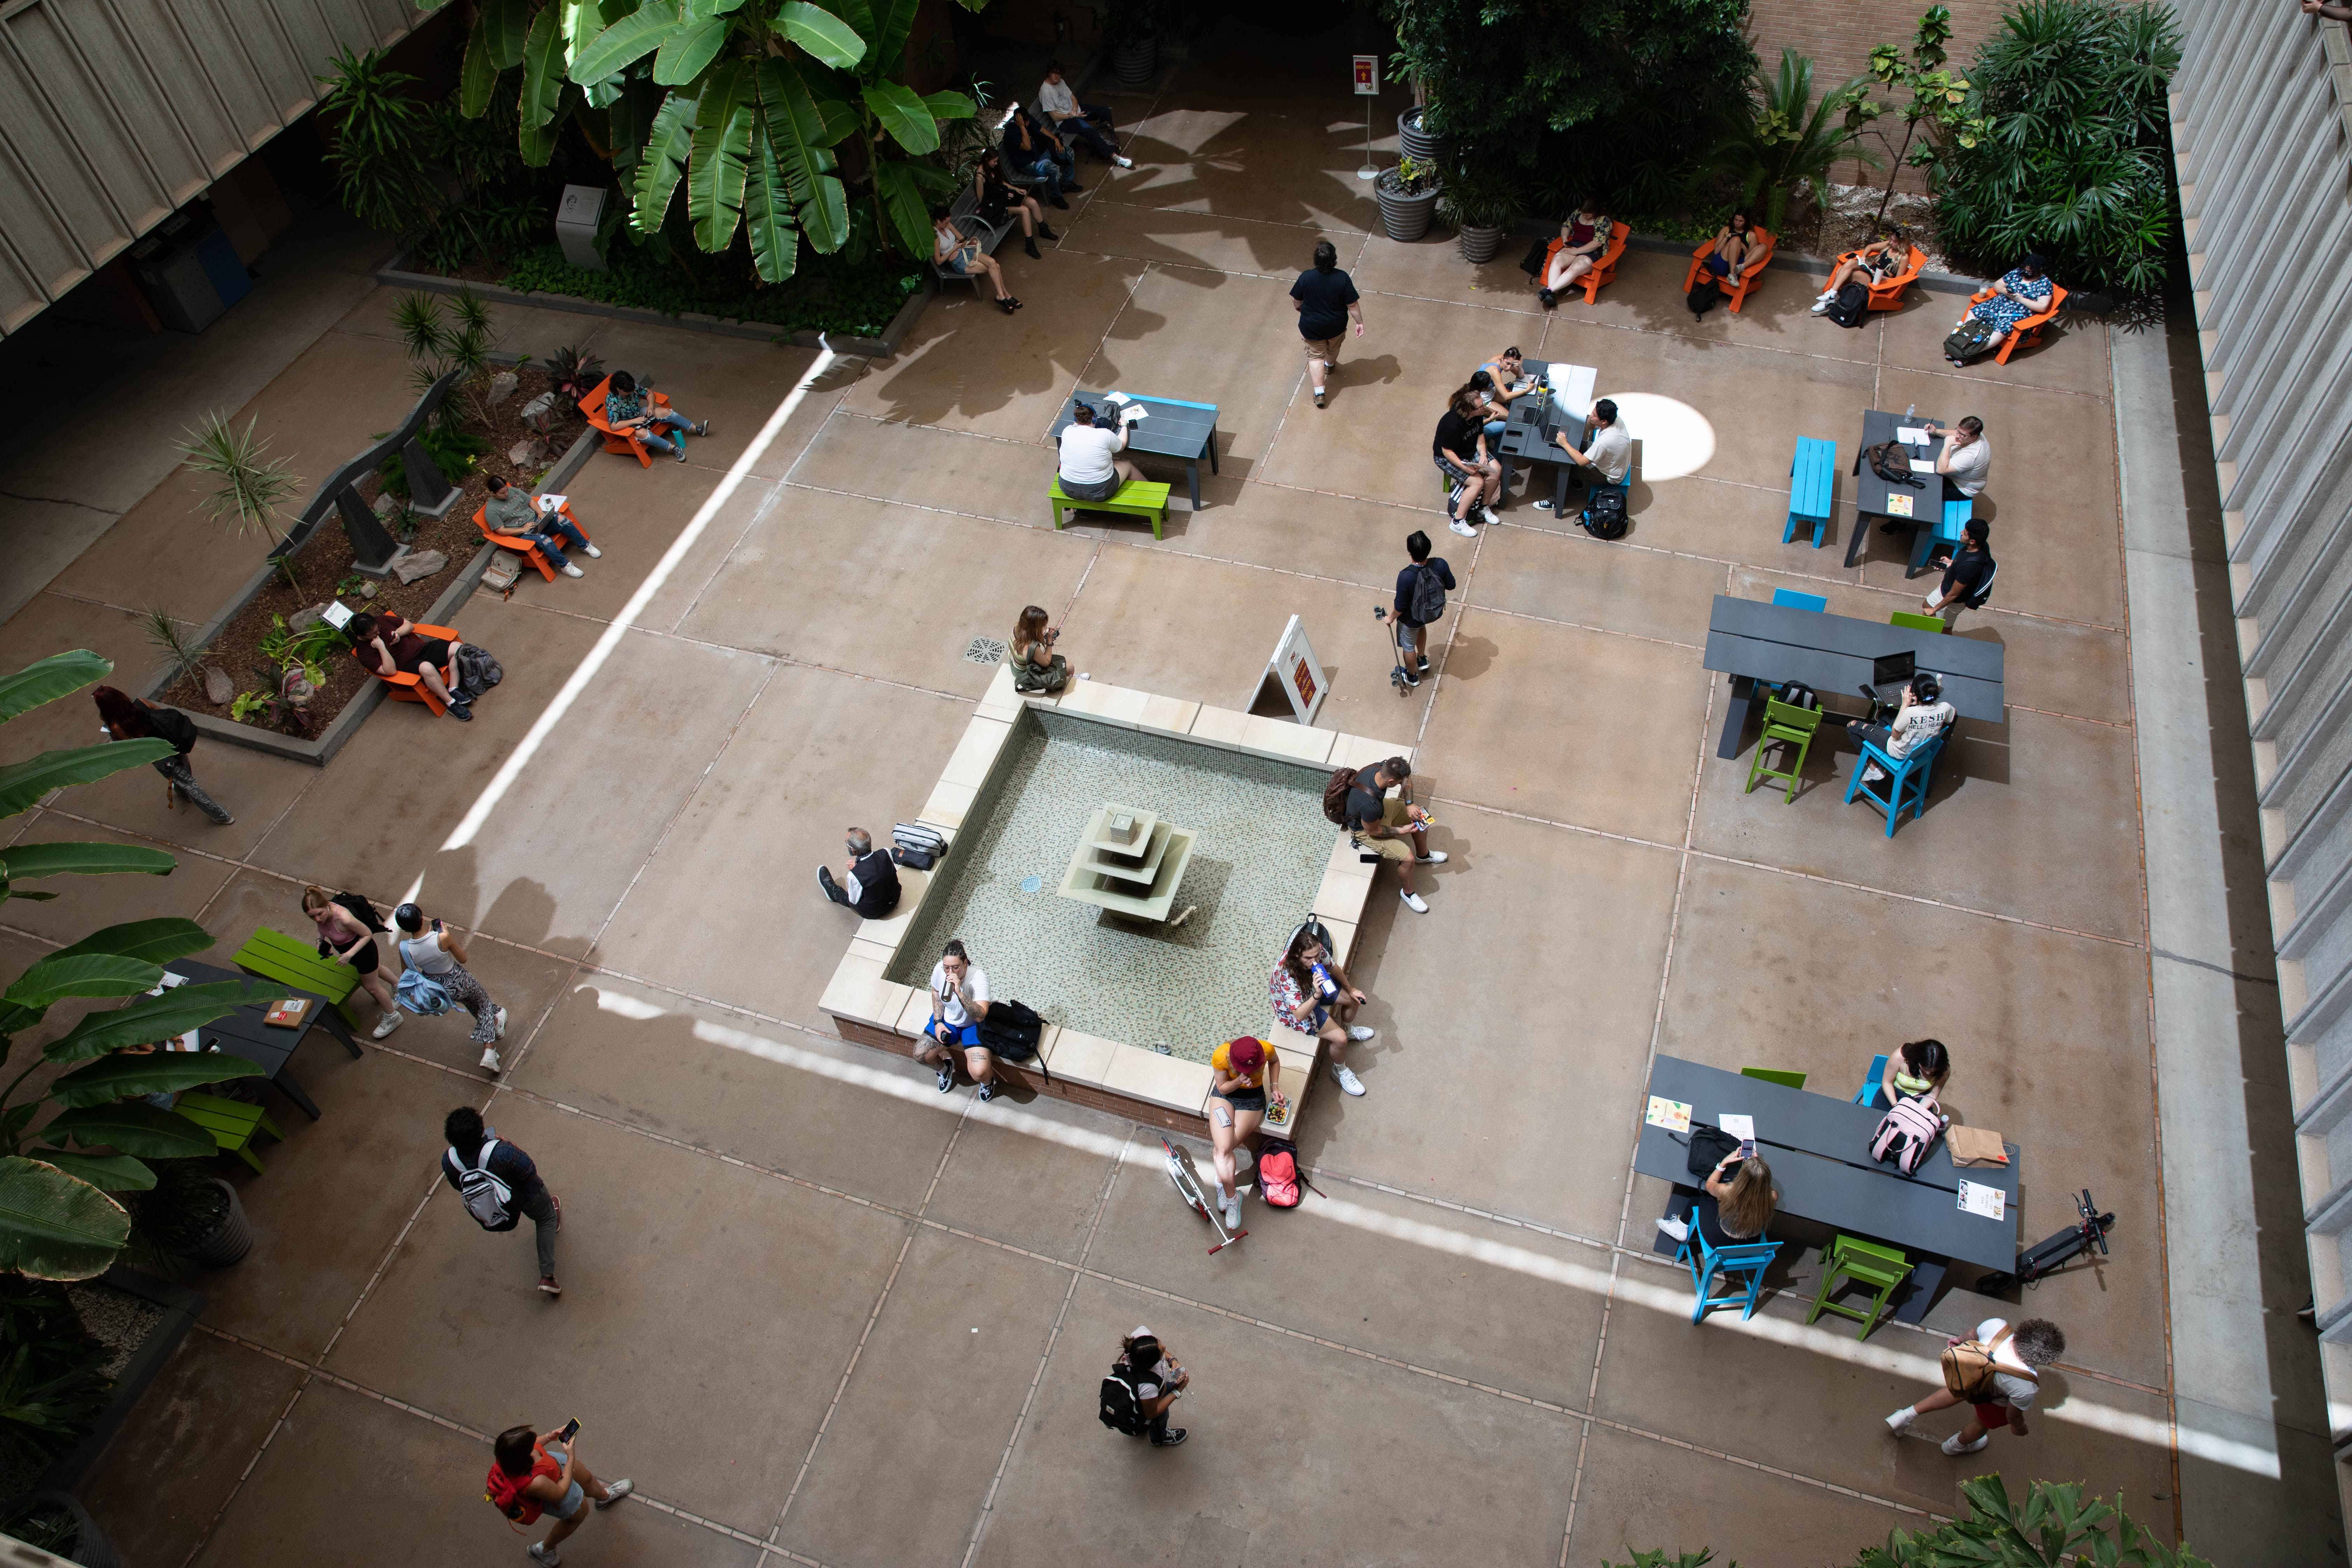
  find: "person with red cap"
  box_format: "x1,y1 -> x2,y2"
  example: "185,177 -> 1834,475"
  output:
1207,1036 -> 1284,1232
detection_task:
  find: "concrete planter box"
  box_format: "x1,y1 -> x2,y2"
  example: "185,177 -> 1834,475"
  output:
38,1265 -> 204,1494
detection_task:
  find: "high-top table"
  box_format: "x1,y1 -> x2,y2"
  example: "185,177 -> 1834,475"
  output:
1634,1055 -> 2022,1321
1048,392 -> 1220,511
1490,360 -> 1598,515
1702,594 -> 2005,759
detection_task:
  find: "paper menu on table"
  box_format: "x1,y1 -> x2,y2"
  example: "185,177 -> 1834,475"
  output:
1896,427 -> 1931,446
1716,1114 -> 1755,1141
1884,492 -> 1914,518
1957,1180 -> 2007,1220
1644,1096 -> 1692,1133
1101,391 -> 1131,406
1908,458 -> 1938,474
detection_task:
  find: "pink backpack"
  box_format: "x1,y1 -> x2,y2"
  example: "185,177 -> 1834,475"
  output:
1869,1092 -> 1947,1176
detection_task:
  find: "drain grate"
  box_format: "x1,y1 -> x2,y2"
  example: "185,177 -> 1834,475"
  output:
1020,875 -> 1044,892
964,636 -> 1007,665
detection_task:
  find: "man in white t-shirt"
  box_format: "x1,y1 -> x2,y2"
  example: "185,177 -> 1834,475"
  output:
1927,416 -> 1991,496
1538,398 -> 1632,510
1885,1316 -> 2064,1455
913,939 -> 999,1101
1057,401 -> 1141,502
1846,672 -> 1956,784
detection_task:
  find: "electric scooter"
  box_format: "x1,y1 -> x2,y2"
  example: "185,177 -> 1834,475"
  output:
1973,1188 -> 2114,1295
1161,1136 -> 1245,1254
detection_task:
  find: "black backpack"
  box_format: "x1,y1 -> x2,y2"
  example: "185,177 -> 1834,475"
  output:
147,705 -> 198,755
1406,563 -> 1447,625
1825,281 -> 1870,328
1687,276 -> 1722,316
1583,487 -> 1629,540
1097,1365 -> 1148,1435
978,998 -> 1046,1066
1944,318 -> 1998,364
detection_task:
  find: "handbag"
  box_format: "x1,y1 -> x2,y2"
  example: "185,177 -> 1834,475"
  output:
1866,439 -> 1922,489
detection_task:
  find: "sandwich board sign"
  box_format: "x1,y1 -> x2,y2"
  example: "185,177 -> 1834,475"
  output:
1252,614 -> 1327,724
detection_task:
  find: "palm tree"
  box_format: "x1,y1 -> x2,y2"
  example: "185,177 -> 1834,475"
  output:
1709,49 -> 1882,236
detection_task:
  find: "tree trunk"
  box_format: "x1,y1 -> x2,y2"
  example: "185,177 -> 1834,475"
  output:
1870,116 -> 1920,232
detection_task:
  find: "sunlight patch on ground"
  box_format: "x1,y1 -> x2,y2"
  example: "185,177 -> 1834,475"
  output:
1605,392 -> 1715,481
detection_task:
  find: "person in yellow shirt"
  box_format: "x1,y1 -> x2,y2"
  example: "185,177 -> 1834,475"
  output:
1207,1036 -> 1283,1233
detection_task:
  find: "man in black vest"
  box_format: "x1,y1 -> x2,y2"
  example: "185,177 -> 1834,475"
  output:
819,827 -> 902,919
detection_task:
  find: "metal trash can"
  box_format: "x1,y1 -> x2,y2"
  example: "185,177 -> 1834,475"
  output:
555,186 -> 608,272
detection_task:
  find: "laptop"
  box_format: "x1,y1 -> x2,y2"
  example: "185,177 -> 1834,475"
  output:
1861,649 -> 1916,706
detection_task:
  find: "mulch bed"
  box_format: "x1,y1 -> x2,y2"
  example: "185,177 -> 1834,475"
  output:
163,366 -> 589,734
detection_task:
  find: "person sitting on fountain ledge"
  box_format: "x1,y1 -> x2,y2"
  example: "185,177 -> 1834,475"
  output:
819,827 -> 901,919
1344,756 -> 1446,913
915,939 -> 999,1102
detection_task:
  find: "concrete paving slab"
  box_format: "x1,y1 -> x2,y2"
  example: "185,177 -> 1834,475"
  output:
1879,292 -> 2117,399
845,256 -> 1147,439
1080,265 -> 1303,468
323,1091 -> 912,1535
565,323 -> 838,480
1055,201 -> 1341,279
1413,608 -> 1713,845
1348,233 -> 1549,315
969,1275 -> 1581,1568
673,488 -> 1093,697
0,591 -> 183,761
0,810 -> 238,949
191,1377 -> 759,1568
1100,474 -> 1423,581
1113,91 -> 1380,234
921,1090 -> 1129,1262
778,1227 -> 1070,1568
1613,473 -> 1869,579
504,451 -> 733,627
786,414 -> 1046,524
1474,520 -> 1724,645
48,722 -> 318,863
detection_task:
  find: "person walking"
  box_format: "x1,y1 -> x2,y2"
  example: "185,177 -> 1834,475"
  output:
1291,240 -> 1364,407
397,903 -> 509,1072
1377,530 -> 1456,686
1886,1316 -> 2066,1455
1103,1327 -> 1188,1447
1921,519 -> 1996,618
443,1107 -> 565,1297
91,685 -> 232,825
486,1420 -> 631,1564
301,887 -> 402,1040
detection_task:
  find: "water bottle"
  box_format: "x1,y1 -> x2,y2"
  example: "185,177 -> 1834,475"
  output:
1310,961 -> 1340,1001
1904,403 -> 1915,420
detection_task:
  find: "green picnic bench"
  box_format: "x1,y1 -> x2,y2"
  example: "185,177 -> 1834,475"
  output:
175,1091 -> 285,1175
232,928 -> 365,1052
1785,437 -> 1836,548
1051,478 -> 1172,540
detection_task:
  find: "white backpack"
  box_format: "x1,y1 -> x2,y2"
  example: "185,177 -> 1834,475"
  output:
444,1139 -> 514,1229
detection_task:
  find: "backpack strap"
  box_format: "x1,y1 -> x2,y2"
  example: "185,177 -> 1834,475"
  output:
1986,1323 -> 2038,1382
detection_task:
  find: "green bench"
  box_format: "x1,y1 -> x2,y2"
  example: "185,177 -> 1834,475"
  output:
232,928 -> 365,1050
175,1091 -> 285,1175
1051,478 -> 1172,539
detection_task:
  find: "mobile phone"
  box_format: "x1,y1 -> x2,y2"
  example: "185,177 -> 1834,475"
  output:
432,918 -> 444,932
557,1418 -> 580,1444
1736,1139 -> 1756,1160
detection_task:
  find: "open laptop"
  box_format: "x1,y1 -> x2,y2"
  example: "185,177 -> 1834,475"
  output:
1861,649 -> 1916,706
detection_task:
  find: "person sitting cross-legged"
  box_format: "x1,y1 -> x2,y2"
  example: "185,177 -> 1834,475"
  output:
483,473 -> 597,578
604,370 -> 706,463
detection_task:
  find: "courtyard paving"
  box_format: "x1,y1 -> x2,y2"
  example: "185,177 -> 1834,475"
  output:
0,20 -> 2331,1568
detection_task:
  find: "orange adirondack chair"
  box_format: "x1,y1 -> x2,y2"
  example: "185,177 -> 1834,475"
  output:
353,621 -> 463,716
1837,244 -> 1926,312
474,500 -> 589,583
580,373 -> 677,467
1685,227 -> 1776,312
1969,280 -> 2068,364
1578,222 -> 1631,304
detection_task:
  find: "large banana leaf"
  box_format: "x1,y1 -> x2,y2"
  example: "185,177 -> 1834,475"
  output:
50,1051 -> 262,1108
814,0 -> 875,50
601,0 -> 648,21
0,740 -> 175,821
521,4 -> 568,129
861,80 -> 939,153
778,1 -> 867,71
653,14 -> 730,85
484,0 -> 530,68
872,158 -> 947,258
38,1102 -> 216,1159
634,91 -> 699,232
755,59 -> 850,255
35,1152 -> 154,1192
41,981 -> 266,1065
522,83 -> 585,166
460,12 -> 502,117
51,918 -> 214,967
0,842 -> 176,882
742,123 -> 800,282
0,1157 -> 130,1281
572,0 -> 682,84
2,955 -> 163,1013
921,89 -> 976,124
0,652 -> 110,727
688,62 -> 756,252
862,0 -> 919,81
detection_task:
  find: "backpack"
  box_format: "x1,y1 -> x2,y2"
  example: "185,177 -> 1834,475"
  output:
1097,1364 -> 1149,1435
146,705 -> 198,755
1516,236 -> 1551,278
1940,1324 -> 2038,1401
1776,681 -> 1818,712
1322,766 -> 1361,826
485,1454 -> 556,1526
1825,281 -> 1870,328
1582,486 -> 1629,540
1257,1137 -> 1302,1209
978,997 -> 1046,1065
316,890 -> 388,957
1944,318 -> 1998,364
1866,439 -> 1921,489
1868,1092 -> 1947,1177
893,822 -> 947,858
444,1140 -> 516,1230
1687,276 -> 1722,316
1406,563 -> 1447,626
396,964 -> 453,1016
1961,557 -> 1998,610
453,644 -> 504,702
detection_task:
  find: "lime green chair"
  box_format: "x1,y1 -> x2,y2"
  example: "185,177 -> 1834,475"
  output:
175,1090 -> 286,1176
1889,610 -> 1947,634
1806,1234 -> 1910,1339
1739,1068 -> 1806,1090
1744,697 -> 1821,804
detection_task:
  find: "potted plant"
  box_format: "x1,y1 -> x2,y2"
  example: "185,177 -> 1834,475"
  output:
125,1162 -> 252,1270
1105,0 -> 1166,87
1374,156 -> 1442,243
1437,164 -> 1520,263
1398,104 -> 1450,165
0,1491 -> 119,1567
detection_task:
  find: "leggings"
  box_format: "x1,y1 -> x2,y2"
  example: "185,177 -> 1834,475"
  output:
441,963 -> 501,1046
154,755 -> 231,824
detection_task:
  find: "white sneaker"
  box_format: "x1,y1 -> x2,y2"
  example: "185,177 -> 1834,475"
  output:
1346,1025 -> 1376,1042
480,1046 -> 503,1073
1220,1194 -> 1240,1231
1534,498 -> 1554,511
494,1005 -> 509,1039
594,1478 -> 632,1508
1331,1063 -> 1366,1096
530,1545 -> 561,1566
1862,764 -> 1889,784
373,1011 -> 404,1040
1811,296 -> 1833,315
1656,1216 -> 1690,1241
561,563 -> 584,578
1477,505 -> 1500,526
1400,889 -> 1428,913
582,543 -> 602,558
1885,1407 -> 1916,1434
1415,850 -> 1448,865
1115,155 -> 1135,168
1941,1431 -> 1990,1456
1449,518 -> 1478,537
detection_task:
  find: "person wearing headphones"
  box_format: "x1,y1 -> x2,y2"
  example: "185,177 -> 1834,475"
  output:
1846,672 -> 1955,786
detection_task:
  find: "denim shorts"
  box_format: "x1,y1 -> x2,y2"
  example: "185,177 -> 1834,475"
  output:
540,1446 -> 584,1520
944,251 -> 971,275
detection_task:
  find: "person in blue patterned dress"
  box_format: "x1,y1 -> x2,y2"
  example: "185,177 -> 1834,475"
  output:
1954,255 -> 2055,356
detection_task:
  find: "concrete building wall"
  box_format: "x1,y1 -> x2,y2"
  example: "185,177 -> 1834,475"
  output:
0,0 -> 415,335
2170,0 -> 2352,1513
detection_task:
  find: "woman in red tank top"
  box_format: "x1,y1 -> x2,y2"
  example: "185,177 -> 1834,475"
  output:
487,1424 -> 631,1564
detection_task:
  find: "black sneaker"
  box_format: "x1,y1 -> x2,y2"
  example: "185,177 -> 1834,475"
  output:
1538,288 -> 1556,307
935,1062 -> 955,1093
1401,666 -> 1420,687
1151,1428 -> 1188,1447
976,1081 -> 996,1102
1064,182 -> 1084,193
1049,194 -> 1070,209
445,702 -> 474,722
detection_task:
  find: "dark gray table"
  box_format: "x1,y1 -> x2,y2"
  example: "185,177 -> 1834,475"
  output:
1490,359 -> 1596,515
177,960 -> 364,1120
1702,594 -> 2005,760
1847,408 -> 1953,570
1634,1055 -> 2021,1321
1048,392 -> 1220,510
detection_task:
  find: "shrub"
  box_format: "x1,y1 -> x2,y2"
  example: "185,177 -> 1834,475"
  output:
498,243 -> 924,338
1930,0 -> 2182,295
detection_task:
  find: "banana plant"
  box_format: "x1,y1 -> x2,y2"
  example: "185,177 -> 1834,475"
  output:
0,652 -> 267,1279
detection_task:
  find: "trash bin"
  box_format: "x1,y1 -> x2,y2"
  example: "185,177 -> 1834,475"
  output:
555,186 -> 608,272
126,205 -> 252,333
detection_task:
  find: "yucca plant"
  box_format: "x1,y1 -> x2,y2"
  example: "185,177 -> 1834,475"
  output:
316,45 -> 436,237
393,289 -> 497,430
1710,49 -> 1881,236
174,413 -> 304,596
140,608 -> 209,693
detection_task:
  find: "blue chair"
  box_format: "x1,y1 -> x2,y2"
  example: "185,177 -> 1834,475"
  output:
1771,588 -> 1828,613
1853,1053 -> 1889,1106
1675,1222 -> 1783,1324
1844,730 -> 1946,836
1784,437 -> 1836,547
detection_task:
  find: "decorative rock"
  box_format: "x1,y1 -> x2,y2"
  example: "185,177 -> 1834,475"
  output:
373,492 -> 399,518
359,582 -> 378,600
488,372 -> 520,404
517,392 -> 556,423
509,437 -> 548,467
288,603 -> 329,632
203,665 -> 234,705
391,549 -> 447,585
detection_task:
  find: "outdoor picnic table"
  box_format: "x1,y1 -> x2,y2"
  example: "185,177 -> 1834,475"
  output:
1048,391 -> 1220,510
1846,408 -> 1952,568
1634,1054 -> 2022,1322
172,959 -> 363,1120
1702,593 -> 2005,760
1491,359 -> 1598,515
